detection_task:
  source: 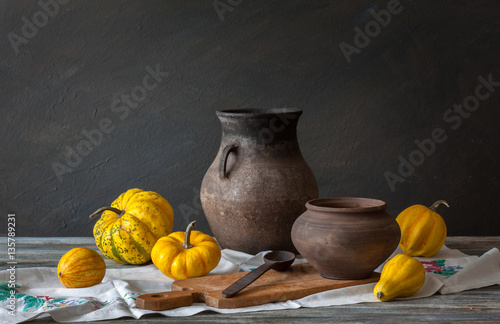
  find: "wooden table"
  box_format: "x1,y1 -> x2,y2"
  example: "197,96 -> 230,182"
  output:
2,236 -> 499,323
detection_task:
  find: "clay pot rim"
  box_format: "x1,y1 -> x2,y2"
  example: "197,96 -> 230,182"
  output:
216,108 -> 302,118
305,197 -> 387,213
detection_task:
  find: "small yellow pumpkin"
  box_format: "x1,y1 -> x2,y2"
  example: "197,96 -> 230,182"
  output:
90,188 -> 174,264
396,200 -> 449,257
374,253 -> 426,301
58,247 -> 106,288
151,220 -> 221,280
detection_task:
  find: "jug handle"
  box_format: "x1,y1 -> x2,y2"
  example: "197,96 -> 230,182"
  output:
219,144 -> 238,179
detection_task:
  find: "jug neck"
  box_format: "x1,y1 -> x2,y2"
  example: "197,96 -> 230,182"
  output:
216,108 -> 302,146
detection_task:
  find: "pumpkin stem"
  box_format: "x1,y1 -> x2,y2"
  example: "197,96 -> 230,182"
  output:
376,291 -> 384,300
89,207 -> 126,219
182,220 -> 197,249
429,200 -> 450,212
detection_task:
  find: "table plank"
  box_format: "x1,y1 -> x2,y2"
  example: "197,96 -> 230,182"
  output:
2,236 -> 499,270
1,237 -> 499,323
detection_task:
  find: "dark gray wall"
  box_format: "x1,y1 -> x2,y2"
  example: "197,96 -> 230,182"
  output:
1,0 -> 499,238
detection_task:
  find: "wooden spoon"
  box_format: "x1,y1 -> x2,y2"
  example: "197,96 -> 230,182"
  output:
221,250 -> 295,298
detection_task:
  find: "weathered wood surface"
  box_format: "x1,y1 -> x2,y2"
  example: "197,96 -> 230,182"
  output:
1,237 -> 499,323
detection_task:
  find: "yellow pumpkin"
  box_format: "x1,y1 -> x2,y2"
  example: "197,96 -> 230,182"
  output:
374,253 -> 426,301
151,220 -> 221,280
90,188 -> 174,264
58,247 -> 106,288
396,200 -> 449,257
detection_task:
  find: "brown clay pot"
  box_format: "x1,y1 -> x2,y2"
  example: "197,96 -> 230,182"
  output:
291,197 -> 400,279
200,108 -> 318,254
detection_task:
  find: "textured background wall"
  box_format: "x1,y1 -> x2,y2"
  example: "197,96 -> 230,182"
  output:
1,0 -> 499,238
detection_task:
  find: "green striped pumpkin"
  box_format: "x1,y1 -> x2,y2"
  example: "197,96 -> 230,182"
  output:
90,188 -> 174,264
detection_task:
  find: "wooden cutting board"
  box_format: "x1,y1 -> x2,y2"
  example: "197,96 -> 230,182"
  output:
136,263 -> 379,310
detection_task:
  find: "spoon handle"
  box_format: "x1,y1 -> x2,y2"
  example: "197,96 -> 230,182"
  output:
222,263 -> 273,298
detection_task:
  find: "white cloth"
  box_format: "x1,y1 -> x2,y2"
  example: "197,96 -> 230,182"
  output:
1,245 -> 499,323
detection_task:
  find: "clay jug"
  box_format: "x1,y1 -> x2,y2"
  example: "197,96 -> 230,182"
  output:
200,108 -> 318,254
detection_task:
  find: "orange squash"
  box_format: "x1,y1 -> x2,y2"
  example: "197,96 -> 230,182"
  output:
396,200 -> 449,257
57,247 -> 106,288
151,221 -> 221,280
374,253 -> 426,301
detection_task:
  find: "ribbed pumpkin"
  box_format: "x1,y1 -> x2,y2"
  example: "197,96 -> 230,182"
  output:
151,220 -> 221,280
58,247 -> 106,288
396,200 -> 449,257
374,253 -> 426,301
90,188 -> 174,264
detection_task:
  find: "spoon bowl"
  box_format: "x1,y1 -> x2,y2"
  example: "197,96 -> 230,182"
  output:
263,251 -> 296,271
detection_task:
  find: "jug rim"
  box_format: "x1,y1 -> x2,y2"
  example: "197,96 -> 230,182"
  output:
216,108 -> 302,118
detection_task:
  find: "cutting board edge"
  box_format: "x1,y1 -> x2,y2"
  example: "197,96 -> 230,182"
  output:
204,273 -> 380,309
